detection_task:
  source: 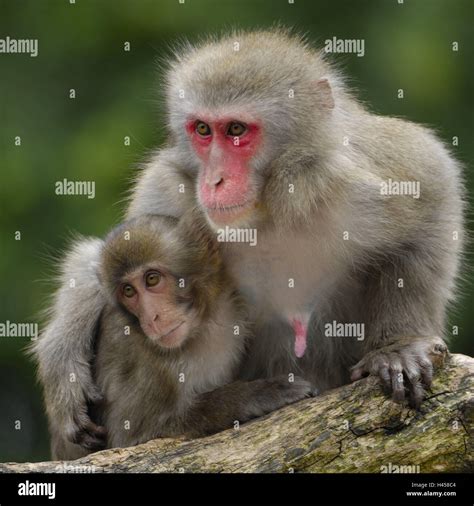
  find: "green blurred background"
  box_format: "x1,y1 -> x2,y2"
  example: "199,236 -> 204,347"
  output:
0,0 -> 473,462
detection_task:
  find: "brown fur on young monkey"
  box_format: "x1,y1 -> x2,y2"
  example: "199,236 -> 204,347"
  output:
51,211 -> 313,459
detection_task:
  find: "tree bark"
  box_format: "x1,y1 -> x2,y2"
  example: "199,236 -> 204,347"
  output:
1,353 -> 472,473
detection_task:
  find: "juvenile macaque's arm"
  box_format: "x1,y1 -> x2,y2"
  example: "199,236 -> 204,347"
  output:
182,375 -> 314,438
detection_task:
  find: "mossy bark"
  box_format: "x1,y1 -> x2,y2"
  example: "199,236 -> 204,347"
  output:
1,353 -> 472,473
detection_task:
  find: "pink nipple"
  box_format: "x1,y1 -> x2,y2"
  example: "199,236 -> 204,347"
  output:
292,317 -> 308,358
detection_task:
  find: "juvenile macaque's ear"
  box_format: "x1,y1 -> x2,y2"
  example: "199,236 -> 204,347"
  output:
316,78 -> 335,109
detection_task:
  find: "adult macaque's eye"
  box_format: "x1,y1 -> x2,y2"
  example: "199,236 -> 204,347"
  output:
195,121 -> 211,136
123,284 -> 136,298
226,122 -> 246,137
145,271 -> 161,287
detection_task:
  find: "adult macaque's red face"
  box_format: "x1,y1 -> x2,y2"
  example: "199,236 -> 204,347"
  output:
186,116 -> 262,227
118,268 -> 191,349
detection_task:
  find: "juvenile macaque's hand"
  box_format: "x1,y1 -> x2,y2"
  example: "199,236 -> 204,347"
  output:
247,374 -> 315,417
69,408 -> 107,452
269,374 -> 317,404
350,336 -> 448,408
185,375 -> 316,438
56,378 -> 107,452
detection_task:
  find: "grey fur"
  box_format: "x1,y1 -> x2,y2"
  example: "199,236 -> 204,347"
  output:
32,29 -> 464,455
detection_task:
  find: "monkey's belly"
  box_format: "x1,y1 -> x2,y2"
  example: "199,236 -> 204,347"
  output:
225,231 -> 352,383
225,232 -> 327,311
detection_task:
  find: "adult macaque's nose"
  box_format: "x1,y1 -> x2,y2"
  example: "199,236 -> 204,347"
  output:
205,170 -> 224,189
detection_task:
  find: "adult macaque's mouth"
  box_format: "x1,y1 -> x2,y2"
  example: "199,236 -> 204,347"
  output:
205,199 -> 257,225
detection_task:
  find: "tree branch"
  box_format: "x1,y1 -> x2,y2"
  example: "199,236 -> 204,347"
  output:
1,353 -> 472,473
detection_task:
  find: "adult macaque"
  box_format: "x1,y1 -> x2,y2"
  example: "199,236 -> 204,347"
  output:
33,29 -> 462,453
51,212 -> 312,459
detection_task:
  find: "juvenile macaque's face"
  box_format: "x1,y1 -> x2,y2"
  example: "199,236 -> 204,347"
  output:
186,115 -> 263,228
117,267 -> 193,349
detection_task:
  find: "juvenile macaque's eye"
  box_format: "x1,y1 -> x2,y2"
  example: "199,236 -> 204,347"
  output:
123,284 -> 136,298
145,271 -> 161,287
195,121 -> 211,136
227,122 -> 246,137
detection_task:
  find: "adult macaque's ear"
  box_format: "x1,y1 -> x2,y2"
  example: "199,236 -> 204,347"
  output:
316,78 -> 335,109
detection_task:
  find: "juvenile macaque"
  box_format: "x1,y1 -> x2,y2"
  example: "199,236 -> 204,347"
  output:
50,211 -> 312,459
34,29 -> 462,453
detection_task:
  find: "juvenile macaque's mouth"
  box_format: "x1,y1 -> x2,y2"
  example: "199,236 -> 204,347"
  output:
159,321 -> 185,346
